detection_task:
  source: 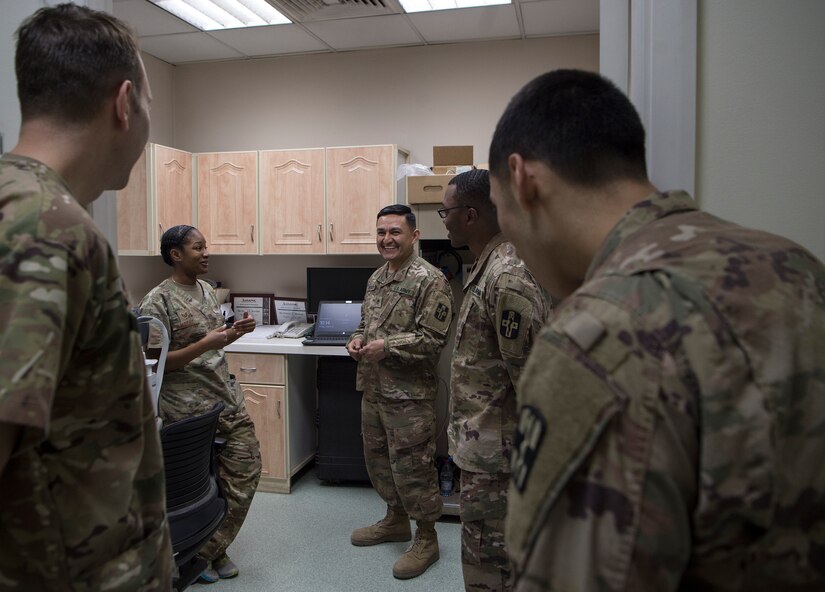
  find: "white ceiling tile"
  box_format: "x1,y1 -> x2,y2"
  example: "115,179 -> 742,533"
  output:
408,5 -> 519,43
520,0 -> 599,37
209,24 -> 331,56
113,0 -> 198,36
140,32 -> 245,64
304,15 -> 422,50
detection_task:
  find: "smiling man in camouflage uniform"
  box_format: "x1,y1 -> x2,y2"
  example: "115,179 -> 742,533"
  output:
0,4 -> 172,590
488,69 -> 825,591
347,204 -> 454,580
442,169 -> 547,592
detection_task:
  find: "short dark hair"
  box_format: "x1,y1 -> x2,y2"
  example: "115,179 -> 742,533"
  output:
377,204 -> 416,230
15,3 -> 143,123
448,169 -> 494,213
489,69 -> 648,187
160,225 -> 197,267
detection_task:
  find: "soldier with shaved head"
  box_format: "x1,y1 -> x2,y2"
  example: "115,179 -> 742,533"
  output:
490,69 -> 825,591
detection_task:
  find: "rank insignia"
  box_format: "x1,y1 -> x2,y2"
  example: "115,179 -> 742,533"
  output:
500,309 -> 522,339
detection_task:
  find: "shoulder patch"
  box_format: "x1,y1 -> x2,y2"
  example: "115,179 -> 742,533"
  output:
511,405 -> 547,492
506,334 -> 621,565
420,290 -> 452,335
497,291 -> 533,357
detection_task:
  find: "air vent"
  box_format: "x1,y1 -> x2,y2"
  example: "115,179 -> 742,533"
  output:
267,0 -> 402,22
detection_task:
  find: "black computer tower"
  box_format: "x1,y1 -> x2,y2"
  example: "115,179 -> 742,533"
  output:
316,356 -> 370,482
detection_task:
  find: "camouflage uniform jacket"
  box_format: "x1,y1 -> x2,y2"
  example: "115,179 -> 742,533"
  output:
350,254 -> 454,400
448,234 -> 547,474
0,154 -> 172,590
140,278 -> 245,426
508,191 -> 825,591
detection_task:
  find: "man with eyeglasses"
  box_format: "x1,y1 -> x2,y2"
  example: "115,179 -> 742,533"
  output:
441,169 -> 548,592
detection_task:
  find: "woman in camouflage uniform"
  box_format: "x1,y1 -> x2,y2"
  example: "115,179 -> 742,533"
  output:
140,225 -> 262,583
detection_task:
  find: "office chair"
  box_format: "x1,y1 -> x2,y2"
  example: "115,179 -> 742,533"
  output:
160,401 -> 228,591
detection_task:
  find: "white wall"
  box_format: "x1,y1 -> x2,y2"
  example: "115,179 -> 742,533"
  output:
171,36 -> 598,163
143,52 -> 176,147
696,0 -> 825,261
0,0 -> 45,152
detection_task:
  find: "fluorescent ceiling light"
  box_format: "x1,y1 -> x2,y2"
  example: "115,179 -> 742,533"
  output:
399,0 -> 511,13
150,0 -> 291,30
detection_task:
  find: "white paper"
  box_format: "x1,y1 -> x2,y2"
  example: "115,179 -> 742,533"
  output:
275,300 -> 307,323
220,302 -> 234,321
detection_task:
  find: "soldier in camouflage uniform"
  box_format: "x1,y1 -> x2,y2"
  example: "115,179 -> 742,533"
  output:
347,204 -> 454,580
140,225 -> 261,583
0,4 -> 173,590
442,170 -> 547,592
488,68 -> 825,591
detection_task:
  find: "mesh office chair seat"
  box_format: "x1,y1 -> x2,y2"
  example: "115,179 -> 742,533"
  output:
160,401 -> 227,590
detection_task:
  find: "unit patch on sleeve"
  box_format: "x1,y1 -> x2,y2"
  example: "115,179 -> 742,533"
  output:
511,405 -> 546,492
500,310 -> 521,339
496,291 -> 533,357
420,291 -> 452,335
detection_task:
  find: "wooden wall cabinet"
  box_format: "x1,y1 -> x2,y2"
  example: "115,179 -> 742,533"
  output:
325,145 -> 408,254
116,143 -> 194,255
226,352 -> 316,493
118,144 -> 407,256
197,151 -> 258,255
260,149 -> 326,254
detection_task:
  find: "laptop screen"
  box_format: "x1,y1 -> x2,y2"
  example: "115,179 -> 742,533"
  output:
314,301 -> 363,337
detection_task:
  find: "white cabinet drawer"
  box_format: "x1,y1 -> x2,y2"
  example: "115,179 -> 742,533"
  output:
226,353 -> 285,385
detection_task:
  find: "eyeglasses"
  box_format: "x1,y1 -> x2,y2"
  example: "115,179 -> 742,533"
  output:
436,205 -> 471,219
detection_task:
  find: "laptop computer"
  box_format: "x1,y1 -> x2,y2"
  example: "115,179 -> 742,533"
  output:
302,300 -> 363,346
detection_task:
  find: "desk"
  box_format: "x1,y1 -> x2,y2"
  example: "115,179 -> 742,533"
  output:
225,326 -> 348,493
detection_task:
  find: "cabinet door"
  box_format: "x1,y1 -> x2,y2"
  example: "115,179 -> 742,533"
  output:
326,146 -> 394,254
155,145 -> 193,239
242,384 -> 286,480
116,146 -> 151,254
260,149 -> 325,254
197,152 -> 258,254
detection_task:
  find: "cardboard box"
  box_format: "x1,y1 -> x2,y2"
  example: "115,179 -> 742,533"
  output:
407,174 -> 453,205
433,145 -> 473,166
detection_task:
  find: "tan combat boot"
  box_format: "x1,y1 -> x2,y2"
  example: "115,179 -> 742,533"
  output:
351,506 -> 412,546
392,521 -> 439,579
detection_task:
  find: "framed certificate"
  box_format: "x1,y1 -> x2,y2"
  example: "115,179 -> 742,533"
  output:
230,293 -> 274,326
273,298 -> 308,324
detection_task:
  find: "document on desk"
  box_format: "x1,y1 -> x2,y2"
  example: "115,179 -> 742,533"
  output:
246,326 -> 278,340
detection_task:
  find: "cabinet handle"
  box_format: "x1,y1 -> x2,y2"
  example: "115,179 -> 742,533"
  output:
239,366 -> 257,372
250,224 -> 254,243
329,223 -> 334,242
158,223 -> 164,235
317,224 -> 322,242
277,400 -> 281,419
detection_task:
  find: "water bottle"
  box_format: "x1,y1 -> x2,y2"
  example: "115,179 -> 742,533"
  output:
439,456 -> 454,496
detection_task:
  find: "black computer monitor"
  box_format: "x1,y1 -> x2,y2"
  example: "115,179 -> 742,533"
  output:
306,267 -> 375,315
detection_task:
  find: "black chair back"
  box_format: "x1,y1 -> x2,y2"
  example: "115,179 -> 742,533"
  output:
160,402 -> 227,570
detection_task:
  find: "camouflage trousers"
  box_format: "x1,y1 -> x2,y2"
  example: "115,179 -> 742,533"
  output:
200,410 -> 262,560
361,388 -> 442,522
459,469 -> 513,592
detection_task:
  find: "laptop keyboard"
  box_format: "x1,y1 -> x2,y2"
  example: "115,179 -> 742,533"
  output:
306,336 -> 347,343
